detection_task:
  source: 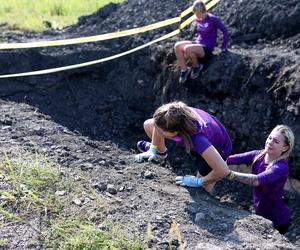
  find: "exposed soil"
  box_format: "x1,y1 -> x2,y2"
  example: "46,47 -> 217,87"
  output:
0,0 -> 299,249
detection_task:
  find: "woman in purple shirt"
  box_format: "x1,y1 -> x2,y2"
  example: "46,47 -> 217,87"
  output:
226,125 -> 295,234
134,101 -> 232,194
174,0 -> 228,83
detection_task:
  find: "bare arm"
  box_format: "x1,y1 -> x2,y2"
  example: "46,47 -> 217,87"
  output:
151,126 -> 166,152
201,145 -> 230,185
227,170 -> 259,186
144,118 -> 166,152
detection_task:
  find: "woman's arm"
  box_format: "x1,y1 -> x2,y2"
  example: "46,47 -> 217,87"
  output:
201,145 -> 230,185
214,17 -> 228,51
227,160 -> 288,186
227,150 -> 260,166
227,171 -> 259,186
143,118 -> 166,153
151,126 -> 166,152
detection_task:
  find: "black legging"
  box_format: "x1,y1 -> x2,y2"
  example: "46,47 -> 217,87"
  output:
274,222 -> 290,234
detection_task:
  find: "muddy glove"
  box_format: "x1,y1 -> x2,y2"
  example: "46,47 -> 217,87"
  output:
134,145 -> 158,163
175,175 -> 203,187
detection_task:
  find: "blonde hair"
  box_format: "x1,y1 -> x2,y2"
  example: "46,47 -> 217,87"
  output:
193,0 -> 206,13
253,125 -> 295,167
153,101 -> 197,153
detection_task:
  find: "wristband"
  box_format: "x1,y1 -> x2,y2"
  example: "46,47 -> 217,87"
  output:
227,170 -> 236,180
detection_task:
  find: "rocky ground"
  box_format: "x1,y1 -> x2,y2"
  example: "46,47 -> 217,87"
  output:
0,0 -> 299,249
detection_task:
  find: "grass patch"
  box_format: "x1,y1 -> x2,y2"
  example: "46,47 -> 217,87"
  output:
0,147 -> 144,249
50,220 -> 143,249
0,239 -> 9,247
0,0 -> 124,32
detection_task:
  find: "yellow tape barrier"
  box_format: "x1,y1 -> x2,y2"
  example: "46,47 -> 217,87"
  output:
0,5 -> 198,49
0,17 -> 181,49
0,0 -> 220,78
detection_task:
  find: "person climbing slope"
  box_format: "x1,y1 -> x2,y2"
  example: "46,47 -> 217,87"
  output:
226,125 -> 294,234
134,101 -> 232,193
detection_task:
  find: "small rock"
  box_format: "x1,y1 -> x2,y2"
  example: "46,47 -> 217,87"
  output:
107,184 -> 117,195
93,183 -> 107,192
59,170 -> 66,177
80,163 -> 94,171
221,223 -> 228,228
144,170 -> 155,179
99,160 -> 106,166
195,212 -> 205,224
170,239 -> 179,246
114,166 -> 122,171
55,190 -> 66,196
0,195 -> 8,200
74,176 -> 82,181
185,205 -> 198,214
130,204 -> 138,209
73,198 -> 82,205
149,236 -> 159,244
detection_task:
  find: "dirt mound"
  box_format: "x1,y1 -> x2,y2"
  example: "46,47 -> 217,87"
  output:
214,0 -> 300,41
0,0 -> 300,248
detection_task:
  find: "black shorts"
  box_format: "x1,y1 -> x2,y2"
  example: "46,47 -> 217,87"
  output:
274,221 -> 290,234
192,42 -> 213,60
191,152 -> 212,176
203,46 -> 213,59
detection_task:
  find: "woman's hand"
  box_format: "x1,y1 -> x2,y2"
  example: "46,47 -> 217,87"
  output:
134,146 -> 158,162
175,175 -> 203,187
201,145 -> 230,184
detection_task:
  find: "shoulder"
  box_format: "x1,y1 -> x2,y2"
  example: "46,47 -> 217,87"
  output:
272,159 -> 289,170
208,13 -> 220,21
265,159 -> 289,177
208,13 -> 226,25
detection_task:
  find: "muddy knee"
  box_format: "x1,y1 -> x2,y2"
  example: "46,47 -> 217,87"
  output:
143,118 -> 155,138
174,42 -> 187,54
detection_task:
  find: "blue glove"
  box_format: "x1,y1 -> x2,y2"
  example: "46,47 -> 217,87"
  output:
175,175 -> 203,187
134,146 -> 158,163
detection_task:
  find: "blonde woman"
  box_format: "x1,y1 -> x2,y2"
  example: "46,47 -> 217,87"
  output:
174,0 -> 228,83
226,125 -> 295,234
134,101 -> 232,193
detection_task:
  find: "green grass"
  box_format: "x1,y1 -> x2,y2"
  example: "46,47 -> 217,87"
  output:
0,0 -> 124,32
0,239 -> 9,247
0,145 -> 186,249
0,147 -> 144,249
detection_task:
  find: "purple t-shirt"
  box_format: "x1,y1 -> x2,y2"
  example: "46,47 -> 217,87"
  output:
195,13 -> 228,51
171,107 -> 232,159
227,150 -> 291,226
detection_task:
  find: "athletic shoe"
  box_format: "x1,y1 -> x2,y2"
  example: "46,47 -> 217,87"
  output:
136,140 -> 168,160
190,64 -> 204,80
179,69 -> 190,84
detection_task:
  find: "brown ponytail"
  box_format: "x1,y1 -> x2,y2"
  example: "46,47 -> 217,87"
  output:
153,101 -> 197,152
